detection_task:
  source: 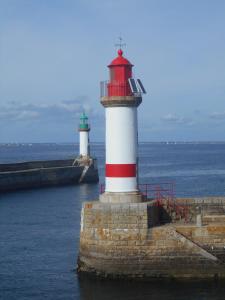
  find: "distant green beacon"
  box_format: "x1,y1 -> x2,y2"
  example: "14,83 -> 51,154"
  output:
79,112 -> 90,131
78,112 -> 90,157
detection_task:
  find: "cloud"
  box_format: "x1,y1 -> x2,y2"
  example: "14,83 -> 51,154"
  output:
209,112 -> 225,120
0,104 -> 40,121
162,114 -> 180,123
0,97 -> 100,122
161,113 -> 194,125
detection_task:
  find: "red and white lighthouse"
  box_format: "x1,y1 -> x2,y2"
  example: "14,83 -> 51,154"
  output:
100,48 -> 146,203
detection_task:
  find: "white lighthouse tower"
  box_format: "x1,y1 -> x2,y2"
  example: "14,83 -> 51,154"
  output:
78,112 -> 90,158
100,48 -> 146,203
74,112 -> 99,182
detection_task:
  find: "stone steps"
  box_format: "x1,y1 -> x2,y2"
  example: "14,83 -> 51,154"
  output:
172,228 -> 220,263
203,215 -> 225,224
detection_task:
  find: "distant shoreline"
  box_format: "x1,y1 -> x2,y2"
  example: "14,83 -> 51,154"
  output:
2,141 -> 225,146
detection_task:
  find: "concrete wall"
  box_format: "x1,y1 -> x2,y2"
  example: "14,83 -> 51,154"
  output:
0,160 -> 99,192
0,159 -> 75,172
78,199 -> 225,279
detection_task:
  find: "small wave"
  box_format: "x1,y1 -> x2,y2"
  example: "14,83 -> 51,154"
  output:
141,169 -> 225,178
139,162 -> 174,167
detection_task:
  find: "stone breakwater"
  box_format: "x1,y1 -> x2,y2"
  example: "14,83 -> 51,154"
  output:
0,158 -> 99,192
77,197 -> 225,279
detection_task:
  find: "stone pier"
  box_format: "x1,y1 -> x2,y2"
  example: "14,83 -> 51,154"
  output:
77,197 -> 225,279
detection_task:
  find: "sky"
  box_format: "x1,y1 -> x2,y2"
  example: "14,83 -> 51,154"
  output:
0,0 -> 225,143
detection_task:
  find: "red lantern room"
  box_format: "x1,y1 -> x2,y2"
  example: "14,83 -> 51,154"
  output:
107,49 -> 133,97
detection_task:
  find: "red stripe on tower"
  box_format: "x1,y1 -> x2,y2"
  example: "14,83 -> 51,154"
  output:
106,164 -> 136,177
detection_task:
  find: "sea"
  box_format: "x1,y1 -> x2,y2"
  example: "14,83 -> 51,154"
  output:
1,142 -> 225,300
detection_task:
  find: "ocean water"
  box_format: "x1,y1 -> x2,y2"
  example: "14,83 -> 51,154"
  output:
1,143 -> 225,300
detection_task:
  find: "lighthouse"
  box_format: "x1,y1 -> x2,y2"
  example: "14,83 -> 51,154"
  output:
74,112 -> 99,182
78,112 -> 90,158
77,47 -> 151,277
78,47 -> 225,280
100,48 -> 146,203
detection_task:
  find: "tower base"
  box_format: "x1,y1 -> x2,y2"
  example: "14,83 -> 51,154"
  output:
99,191 -> 143,203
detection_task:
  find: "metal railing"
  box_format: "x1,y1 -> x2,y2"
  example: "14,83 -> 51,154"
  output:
99,182 -> 175,203
138,182 -> 175,203
100,80 -> 141,97
99,183 -> 225,224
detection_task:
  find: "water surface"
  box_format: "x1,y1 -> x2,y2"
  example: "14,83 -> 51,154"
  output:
1,143 -> 225,299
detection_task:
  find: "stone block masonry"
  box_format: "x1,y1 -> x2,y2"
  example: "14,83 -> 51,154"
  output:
77,198 -> 225,279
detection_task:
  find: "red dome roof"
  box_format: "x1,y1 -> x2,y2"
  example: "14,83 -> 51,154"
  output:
108,49 -> 133,67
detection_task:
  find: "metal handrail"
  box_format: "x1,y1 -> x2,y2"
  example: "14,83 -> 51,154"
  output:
99,182 -> 176,203
100,80 -> 141,97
